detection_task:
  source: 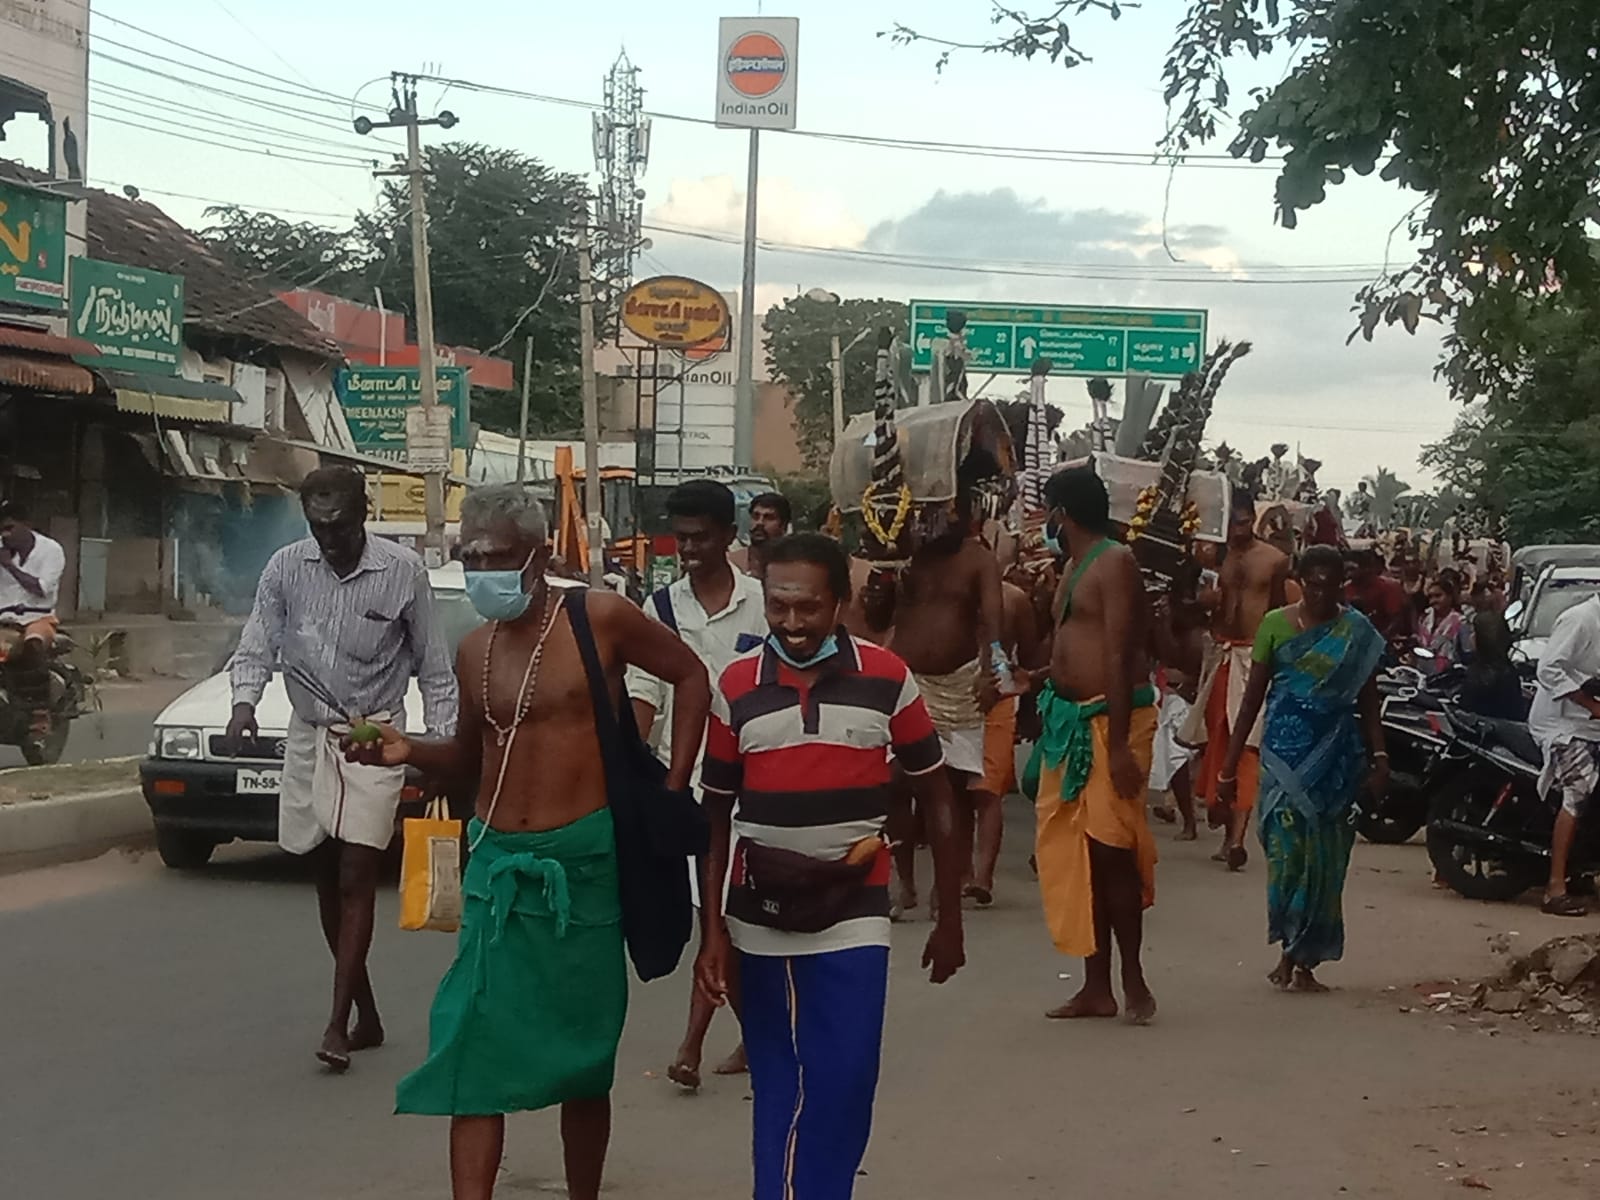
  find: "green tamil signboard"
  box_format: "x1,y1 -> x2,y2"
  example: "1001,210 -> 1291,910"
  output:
336,366 -> 471,462
69,258 -> 185,374
0,179 -> 69,310
908,300 -> 1208,379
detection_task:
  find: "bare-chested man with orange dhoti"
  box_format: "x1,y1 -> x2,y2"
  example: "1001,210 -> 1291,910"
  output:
1181,487 -> 1289,871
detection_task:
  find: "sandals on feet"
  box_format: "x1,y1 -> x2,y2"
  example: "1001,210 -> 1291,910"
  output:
1542,893 -> 1589,917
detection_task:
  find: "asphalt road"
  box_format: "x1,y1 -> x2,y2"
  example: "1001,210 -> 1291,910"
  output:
4,806 -> 1598,1199
0,679 -> 190,769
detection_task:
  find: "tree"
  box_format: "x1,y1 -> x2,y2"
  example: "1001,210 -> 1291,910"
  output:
888,3 -> 1600,404
764,295 -> 909,471
359,142 -> 593,436
1360,467 -> 1412,531
772,471 -> 835,531
199,205 -> 370,296
1422,300 -> 1600,544
201,144 -> 596,438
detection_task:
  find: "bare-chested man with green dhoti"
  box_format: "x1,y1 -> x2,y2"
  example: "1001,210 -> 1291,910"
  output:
356,484 -> 709,1200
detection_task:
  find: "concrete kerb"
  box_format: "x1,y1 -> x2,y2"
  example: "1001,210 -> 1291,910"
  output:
0,758 -> 151,874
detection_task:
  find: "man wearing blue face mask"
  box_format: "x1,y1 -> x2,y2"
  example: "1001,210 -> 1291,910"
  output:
361,484 -> 709,1200
696,533 -> 966,1200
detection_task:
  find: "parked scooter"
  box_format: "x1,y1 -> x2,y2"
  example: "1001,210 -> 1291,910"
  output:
1360,651 -> 1464,844
1425,703 -> 1600,901
0,630 -> 94,764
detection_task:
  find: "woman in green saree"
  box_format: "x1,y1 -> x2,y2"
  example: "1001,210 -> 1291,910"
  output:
1217,546 -> 1389,991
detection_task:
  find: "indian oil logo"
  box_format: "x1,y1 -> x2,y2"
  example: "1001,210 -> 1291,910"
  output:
724,31 -> 788,98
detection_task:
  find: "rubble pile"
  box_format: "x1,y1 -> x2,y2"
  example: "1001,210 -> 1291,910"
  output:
1405,934 -> 1600,1033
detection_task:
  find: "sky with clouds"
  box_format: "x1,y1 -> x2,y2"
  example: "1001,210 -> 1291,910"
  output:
49,0 -> 1461,491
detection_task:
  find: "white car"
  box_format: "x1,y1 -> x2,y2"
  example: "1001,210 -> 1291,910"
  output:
1512,564 -> 1600,666
140,564 -> 488,868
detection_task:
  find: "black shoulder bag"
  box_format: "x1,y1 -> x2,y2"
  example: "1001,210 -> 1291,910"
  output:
565,590 -> 708,982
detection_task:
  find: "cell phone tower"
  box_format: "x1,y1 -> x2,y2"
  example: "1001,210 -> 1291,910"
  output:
593,50 -> 651,308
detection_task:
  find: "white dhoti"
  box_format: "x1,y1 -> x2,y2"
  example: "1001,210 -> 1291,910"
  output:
279,712 -> 405,854
914,660 -> 986,779
1149,693 -> 1197,793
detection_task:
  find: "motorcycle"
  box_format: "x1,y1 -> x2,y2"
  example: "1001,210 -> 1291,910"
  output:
1361,653 -> 1465,844
0,628 -> 95,765
1425,703 -> 1600,901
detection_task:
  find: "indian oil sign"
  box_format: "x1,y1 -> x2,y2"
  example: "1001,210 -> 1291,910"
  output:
70,258 -> 185,374
620,275 -> 730,349
715,16 -> 799,130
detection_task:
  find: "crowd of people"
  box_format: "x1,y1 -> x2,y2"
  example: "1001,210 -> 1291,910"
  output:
232,463 -> 1501,1200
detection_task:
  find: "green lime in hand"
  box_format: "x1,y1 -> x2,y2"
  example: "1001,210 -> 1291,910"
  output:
349,722 -> 383,745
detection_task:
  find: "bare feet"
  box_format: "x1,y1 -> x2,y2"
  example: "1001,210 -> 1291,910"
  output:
666,1060 -> 702,1092
1175,825 -> 1199,842
1122,989 -> 1158,1026
1289,966 -> 1330,993
1226,844 -> 1248,872
348,1018 -> 385,1052
712,1044 -> 748,1076
316,1027 -> 352,1073
1267,956 -> 1294,990
1046,988 -> 1119,1020
1151,804 -> 1178,825
963,883 -> 994,908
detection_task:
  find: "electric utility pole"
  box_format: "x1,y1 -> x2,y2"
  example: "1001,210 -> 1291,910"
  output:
357,75 -> 459,566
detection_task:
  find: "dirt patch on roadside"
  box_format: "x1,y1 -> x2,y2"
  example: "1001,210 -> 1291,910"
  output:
0,757 -> 139,806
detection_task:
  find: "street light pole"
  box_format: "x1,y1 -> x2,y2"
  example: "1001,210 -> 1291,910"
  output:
830,332 -> 844,440
356,75 -> 459,567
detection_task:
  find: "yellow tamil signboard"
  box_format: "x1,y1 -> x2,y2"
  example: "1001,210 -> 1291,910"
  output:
620,275 -> 729,349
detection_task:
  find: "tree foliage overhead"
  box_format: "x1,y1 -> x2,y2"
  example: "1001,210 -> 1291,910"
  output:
1422,305 -> 1600,544
890,2 -> 1600,406
199,205 -> 369,295
763,295 -> 910,472
199,142 -> 598,437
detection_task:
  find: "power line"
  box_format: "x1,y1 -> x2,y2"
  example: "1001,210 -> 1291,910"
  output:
91,35 -> 384,111
91,76 -> 400,148
89,98 -> 383,158
86,180 -> 352,221
412,72 -> 1284,171
640,222 -> 1387,285
91,113 -> 378,169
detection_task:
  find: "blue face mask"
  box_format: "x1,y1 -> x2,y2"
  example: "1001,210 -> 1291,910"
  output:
465,551 -> 536,621
1042,518 -> 1064,559
767,632 -> 839,669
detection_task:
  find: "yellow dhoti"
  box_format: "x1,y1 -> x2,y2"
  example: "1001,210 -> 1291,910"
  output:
1033,703 -> 1158,958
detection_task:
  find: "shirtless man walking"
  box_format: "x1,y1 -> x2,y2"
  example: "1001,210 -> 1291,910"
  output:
1031,467 -> 1159,1023
360,484 -> 709,1200
1181,487 -> 1289,870
872,458 -> 1003,912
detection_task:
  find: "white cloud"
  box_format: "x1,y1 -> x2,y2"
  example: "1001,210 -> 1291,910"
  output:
647,174 -> 868,249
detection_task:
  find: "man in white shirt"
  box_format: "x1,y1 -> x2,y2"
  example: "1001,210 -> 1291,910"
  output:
627,479 -> 769,1092
0,500 -> 67,752
1529,593 -> 1600,916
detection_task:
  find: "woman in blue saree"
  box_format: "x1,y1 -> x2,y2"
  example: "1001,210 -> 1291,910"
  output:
1217,546 -> 1388,992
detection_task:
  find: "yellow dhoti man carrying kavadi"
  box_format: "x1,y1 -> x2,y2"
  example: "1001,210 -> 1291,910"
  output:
1025,683 -> 1158,957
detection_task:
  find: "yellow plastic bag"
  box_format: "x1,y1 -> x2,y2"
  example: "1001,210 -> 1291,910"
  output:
399,797 -> 463,932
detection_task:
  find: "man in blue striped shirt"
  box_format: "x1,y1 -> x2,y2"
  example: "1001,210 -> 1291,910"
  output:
229,465 -> 457,1071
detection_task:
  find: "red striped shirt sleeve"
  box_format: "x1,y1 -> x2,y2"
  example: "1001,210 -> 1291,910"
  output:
700,683 -> 742,796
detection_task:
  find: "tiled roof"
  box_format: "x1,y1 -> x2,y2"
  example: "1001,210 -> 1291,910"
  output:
0,159 -> 341,360
85,188 -> 342,359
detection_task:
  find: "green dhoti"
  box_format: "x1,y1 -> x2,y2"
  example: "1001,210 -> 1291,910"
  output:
395,808 -> 627,1116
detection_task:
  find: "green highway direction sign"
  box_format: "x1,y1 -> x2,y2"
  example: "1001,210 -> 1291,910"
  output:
908,300 -> 1208,378
336,366 -> 471,462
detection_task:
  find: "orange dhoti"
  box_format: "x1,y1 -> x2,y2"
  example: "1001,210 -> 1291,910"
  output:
1033,702 -> 1158,958
1181,635 -> 1263,823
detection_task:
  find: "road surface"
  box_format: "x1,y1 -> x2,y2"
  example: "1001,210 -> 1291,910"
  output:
0,679 -> 190,769
3,806 -> 1597,1199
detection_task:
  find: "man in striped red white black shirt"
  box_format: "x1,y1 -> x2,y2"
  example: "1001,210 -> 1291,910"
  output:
696,533 -> 965,1200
